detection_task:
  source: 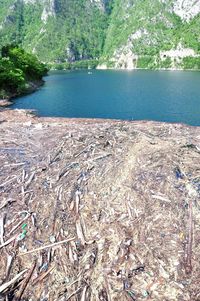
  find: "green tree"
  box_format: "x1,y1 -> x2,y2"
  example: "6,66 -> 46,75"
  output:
0,45 -> 48,98
1,45 -> 48,79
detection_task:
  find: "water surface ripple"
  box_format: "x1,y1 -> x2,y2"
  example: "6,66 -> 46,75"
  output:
11,70 -> 200,126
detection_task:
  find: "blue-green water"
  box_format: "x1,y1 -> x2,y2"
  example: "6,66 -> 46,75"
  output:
11,70 -> 200,126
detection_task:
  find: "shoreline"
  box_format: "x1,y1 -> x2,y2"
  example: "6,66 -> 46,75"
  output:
0,108 -> 199,129
50,65 -> 200,72
96,66 -> 200,71
0,79 -> 44,108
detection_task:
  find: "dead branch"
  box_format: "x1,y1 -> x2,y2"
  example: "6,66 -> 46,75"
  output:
14,260 -> 37,301
185,198 -> 193,275
0,269 -> 28,293
20,237 -> 75,256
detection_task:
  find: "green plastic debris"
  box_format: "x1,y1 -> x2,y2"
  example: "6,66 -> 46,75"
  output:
143,290 -> 149,297
22,223 -> 27,230
127,290 -> 136,299
146,271 -> 153,277
18,233 -> 26,241
19,233 -> 26,240
17,229 -> 28,241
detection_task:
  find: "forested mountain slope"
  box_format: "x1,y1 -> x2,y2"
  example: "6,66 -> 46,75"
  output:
0,0 -> 200,69
0,0 -> 112,62
101,0 -> 200,69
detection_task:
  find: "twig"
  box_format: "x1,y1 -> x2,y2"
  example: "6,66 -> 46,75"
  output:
0,199 -> 16,210
49,140 -> 66,165
20,237 -> 75,256
32,265 -> 55,285
66,287 -> 82,301
3,163 -> 26,168
14,260 -> 37,301
152,195 -> 171,203
81,285 -> 88,301
0,235 -> 16,250
57,162 -> 78,181
0,176 -> 17,188
25,172 -> 35,189
74,144 -> 93,158
7,213 -> 30,237
22,169 -> 26,183
0,269 -> 28,293
52,185 -> 63,233
90,154 -> 112,162
6,254 -> 15,280
75,191 -> 81,215
185,198 -> 193,274
0,214 -> 6,244
76,220 -> 86,245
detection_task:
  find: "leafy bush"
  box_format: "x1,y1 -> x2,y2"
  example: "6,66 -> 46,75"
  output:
71,60 -> 99,69
159,57 -> 172,69
52,60 -> 99,70
2,45 -> 48,79
0,57 -> 25,93
182,57 -> 200,70
0,45 -> 48,98
137,56 -> 156,69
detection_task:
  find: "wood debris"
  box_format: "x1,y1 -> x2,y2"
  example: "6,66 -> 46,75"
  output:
0,109 -> 200,300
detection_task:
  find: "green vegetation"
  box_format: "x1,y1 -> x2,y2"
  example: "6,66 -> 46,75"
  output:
102,0 -> 200,69
137,56 -> 173,70
0,45 -> 48,99
0,0 -> 110,63
0,0 -> 199,70
158,57 -> 172,69
137,57 -> 156,69
50,60 -> 99,70
182,57 -> 200,70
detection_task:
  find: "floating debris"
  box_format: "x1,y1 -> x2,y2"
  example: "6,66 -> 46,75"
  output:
0,110 -> 200,300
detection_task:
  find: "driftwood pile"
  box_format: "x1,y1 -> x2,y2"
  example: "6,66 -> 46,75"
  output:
0,110 -> 200,301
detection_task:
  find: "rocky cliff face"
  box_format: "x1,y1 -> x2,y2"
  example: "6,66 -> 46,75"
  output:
172,0 -> 200,22
0,0 -> 199,69
101,0 -> 200,69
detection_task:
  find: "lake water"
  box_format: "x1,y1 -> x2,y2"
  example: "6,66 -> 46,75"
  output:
11,70 -> 200,126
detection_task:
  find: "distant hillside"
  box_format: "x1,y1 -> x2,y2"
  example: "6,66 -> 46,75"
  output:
0,0 -> 111,62
0,0 -> 200,69
100,0 -> 200,70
